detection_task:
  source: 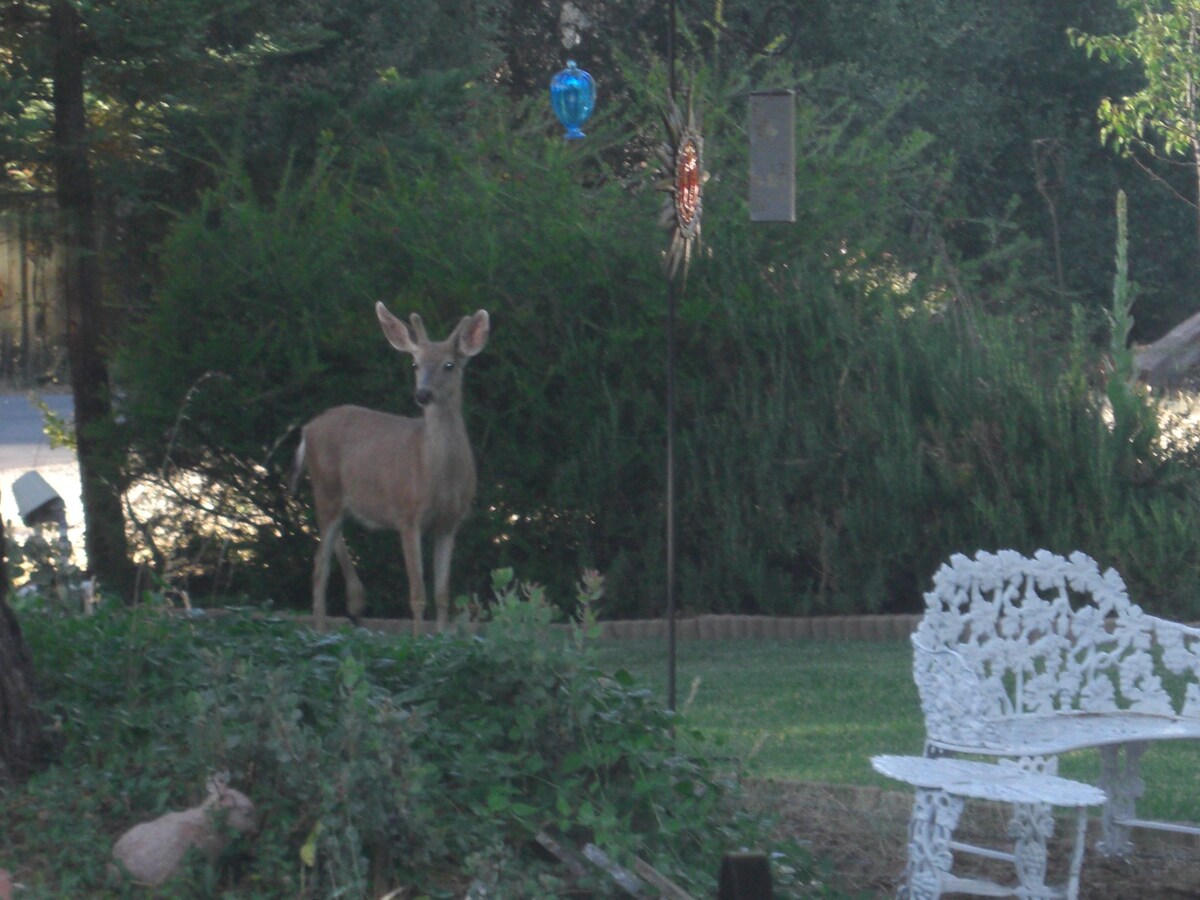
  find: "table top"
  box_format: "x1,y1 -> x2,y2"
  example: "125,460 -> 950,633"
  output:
871,755 -> 1108,807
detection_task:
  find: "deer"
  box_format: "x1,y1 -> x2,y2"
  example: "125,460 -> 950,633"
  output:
290,303 -> 490,634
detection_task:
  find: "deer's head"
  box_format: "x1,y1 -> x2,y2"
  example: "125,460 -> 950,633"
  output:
376,303 -> 490,409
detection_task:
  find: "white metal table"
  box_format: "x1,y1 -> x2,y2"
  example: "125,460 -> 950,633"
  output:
872,755 -> 1107,900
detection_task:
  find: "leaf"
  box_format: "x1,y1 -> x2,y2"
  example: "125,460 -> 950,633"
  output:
300,822 -> 322,868
486,786 -> 511,812
561,751 -> 587,773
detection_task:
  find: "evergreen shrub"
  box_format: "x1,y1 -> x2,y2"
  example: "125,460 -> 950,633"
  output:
116,75 -> 1200,620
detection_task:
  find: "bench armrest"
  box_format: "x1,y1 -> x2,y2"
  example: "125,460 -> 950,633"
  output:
912,634 -> 1002,748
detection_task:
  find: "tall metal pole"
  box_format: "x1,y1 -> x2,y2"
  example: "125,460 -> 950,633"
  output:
668,0 -> 678,98
666,281 -> 678,714
665,0 -> 678,715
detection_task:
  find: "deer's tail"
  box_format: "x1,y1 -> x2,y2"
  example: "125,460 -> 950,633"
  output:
288,435 -> 307,497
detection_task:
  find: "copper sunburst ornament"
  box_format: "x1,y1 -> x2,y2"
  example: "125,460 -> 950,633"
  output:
656,89 -> 706,280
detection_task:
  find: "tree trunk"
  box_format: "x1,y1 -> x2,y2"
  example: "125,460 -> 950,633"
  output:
51,0 -> 134,597
0,591 -> 52,782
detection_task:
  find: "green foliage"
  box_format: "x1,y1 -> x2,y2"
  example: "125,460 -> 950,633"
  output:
3,587 -> 828,897
4,524 -> 87,614
812,1 -> 1124,308
113,53 -> 1200,621
7,0 -> 1200,623
671,266 -> 1194,615
1071,0 -> 1200,275
1071,1 -> 1200,160
115,87 -> 667,607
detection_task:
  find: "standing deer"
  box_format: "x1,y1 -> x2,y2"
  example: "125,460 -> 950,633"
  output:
290,303 -> 490,633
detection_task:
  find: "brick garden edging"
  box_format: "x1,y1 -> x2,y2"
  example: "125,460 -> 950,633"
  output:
598,613 -> 921,641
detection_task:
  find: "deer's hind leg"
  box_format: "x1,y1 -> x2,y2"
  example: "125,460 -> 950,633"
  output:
333,536 -> 366,624
312,516 -> 344,632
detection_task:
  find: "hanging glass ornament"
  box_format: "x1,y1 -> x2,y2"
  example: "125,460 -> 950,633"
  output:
550,60 -> 596,140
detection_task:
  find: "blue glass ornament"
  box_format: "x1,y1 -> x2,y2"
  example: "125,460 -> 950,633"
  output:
550,60 -> 596,140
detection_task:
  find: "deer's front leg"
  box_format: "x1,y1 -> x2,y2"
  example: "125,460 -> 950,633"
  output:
431,530 -> 457,632
400,525 -> 426,636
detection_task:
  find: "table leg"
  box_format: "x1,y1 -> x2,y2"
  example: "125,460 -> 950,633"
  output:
1010,800 -> 1054,899
1063,805 -> 1089,900
902,787 -> 963,900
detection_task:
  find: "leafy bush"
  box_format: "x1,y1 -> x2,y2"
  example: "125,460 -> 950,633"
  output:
111,69 -> 923,615
675,188 -> 1200,617
116,56 -> 1200,621
2,584 -> 828,897
115,87 -> 668,612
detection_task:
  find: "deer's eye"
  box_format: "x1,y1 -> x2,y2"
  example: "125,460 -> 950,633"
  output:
444,361 -> 455,370
411,361 -> 419,370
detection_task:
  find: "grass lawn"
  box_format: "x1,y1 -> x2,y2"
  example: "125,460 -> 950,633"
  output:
592,638 -> 925,786
591,637 -> 1200,824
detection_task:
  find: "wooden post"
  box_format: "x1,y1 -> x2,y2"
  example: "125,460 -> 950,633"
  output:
718,852 -> 773,900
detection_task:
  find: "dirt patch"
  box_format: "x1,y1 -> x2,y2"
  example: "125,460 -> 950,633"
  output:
751,780 -> 1200,898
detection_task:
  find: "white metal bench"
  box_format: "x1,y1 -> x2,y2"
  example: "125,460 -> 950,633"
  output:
872,754 -> 1106,899
913,549 -> 1200,855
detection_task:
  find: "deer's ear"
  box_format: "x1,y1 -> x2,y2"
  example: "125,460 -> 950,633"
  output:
377,302 -> 417,353
457,310 -> 490,357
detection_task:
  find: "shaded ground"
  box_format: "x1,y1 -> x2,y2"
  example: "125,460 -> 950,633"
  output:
753,780 -> 1200,898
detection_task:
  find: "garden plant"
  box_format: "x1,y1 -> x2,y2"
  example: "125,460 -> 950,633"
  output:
0,575 -> 834,898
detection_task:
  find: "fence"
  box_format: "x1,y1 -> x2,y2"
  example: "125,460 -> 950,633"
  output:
0,201 -> 64,385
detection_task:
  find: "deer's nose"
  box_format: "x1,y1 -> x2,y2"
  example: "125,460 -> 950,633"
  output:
415,388 -> 434,407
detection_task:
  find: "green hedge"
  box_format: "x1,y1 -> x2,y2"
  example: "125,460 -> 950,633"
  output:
115,75 -> 1200,620
4,588 -> 826,897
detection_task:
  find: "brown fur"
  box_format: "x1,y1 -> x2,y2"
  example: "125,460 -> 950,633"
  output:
292,304 -> 490,633
111,775 -> 256,886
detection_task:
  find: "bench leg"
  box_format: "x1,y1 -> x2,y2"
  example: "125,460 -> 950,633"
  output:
1097,741 -> 1145,856
901,787 -> 963,900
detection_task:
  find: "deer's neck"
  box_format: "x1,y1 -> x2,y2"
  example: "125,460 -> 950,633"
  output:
415,400 -> 477,524
419,400 -> 473,468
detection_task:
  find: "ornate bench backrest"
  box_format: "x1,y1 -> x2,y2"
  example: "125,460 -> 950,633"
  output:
911,636 -> 1005,747
913,550 -> 1179,746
